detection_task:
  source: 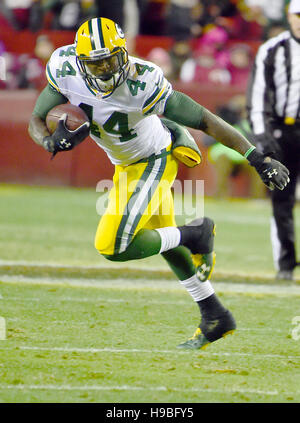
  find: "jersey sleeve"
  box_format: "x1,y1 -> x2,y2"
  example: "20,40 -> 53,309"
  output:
45,45 -> 77,94
141,64 -> 173,116
45,49 -> 61,93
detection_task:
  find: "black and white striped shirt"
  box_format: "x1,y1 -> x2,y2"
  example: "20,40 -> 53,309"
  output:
248,30 -> 300,135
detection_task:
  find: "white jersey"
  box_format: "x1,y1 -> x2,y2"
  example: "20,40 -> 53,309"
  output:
46,44 -> 173,165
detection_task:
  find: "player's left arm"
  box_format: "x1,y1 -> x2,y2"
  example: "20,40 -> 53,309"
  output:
164,90 -> 253,155
29,46 -> 89,154
28,84 -> 68,148
28,84 -> 89,156
163,90 -> 290,191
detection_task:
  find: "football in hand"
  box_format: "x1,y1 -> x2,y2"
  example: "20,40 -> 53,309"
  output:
46,103 -> 89,134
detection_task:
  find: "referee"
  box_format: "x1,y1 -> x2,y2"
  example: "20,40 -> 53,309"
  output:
248,0 -> 300,281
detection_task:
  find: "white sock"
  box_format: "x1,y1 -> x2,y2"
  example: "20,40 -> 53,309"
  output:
180,274 -> 215,302
155,226 -> 181,253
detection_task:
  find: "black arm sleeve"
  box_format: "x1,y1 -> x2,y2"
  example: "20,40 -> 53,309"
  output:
33,84 -> 68,120
163,90 -> 206,130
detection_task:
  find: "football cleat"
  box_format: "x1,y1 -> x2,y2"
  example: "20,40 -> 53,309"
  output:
177,327 -> 210,350
177,310 -> 236,350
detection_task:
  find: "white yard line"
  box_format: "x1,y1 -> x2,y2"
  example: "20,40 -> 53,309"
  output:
0,260 -> 166,271
1,274 -> 300,296
4,295 -> 190,306
0,259 -> 277,279
0,275 -> 183,291
1,314 -> 285,333
17,345 -> 300,360
0,383 -> 284,397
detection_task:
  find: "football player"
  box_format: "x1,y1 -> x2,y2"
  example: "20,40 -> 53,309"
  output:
28,17 -> 290,350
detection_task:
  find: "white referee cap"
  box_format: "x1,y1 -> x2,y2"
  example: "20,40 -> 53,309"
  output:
289,0 -> 300,13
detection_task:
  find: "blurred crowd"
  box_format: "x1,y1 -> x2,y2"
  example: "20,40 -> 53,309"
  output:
1,0 -> 289,198
0,0 -> 290,91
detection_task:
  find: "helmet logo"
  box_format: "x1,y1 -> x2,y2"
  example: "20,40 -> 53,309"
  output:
115,23 -> 125,39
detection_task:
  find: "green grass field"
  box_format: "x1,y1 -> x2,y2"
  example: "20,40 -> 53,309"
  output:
0,183 -> 300,403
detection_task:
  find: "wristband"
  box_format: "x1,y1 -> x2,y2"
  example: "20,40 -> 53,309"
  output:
244,146 -> 256,159
246,148 -> 266,169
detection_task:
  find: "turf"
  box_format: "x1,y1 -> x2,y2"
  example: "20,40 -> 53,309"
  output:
1,183 -> 299,277
0,183 -> 300,403
0,278 -> 300,403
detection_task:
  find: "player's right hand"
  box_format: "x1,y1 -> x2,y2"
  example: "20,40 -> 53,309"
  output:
43,114 -> 90,158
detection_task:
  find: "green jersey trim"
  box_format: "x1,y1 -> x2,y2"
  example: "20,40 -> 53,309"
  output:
46,62 -> 60,92
142,78 -> 169,115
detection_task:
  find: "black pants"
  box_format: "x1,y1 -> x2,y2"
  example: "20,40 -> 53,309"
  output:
269,125 -> 300,271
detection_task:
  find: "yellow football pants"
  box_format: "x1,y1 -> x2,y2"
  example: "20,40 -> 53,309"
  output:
95,146 -> 178,256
